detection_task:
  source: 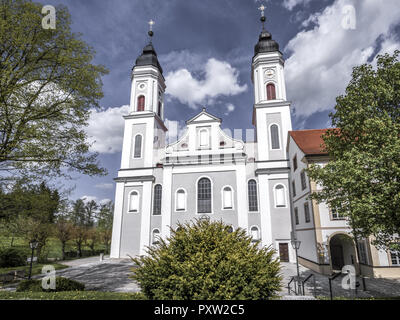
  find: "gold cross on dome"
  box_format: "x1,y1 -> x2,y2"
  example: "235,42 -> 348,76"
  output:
148,19 -> 155,31
258,4 -> 265,17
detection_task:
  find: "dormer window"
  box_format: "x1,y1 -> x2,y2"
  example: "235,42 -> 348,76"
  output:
266,83 -> 276,100
219,141 -> 226,147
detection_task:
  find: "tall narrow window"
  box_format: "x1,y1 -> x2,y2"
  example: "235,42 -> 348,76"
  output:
153,185 -> 162,215
293,154 -> 298,171
294,207 -> 299,225
270,124 -> 280,149
134,135 -> 142,158
199,129 -> 209,147
300,170 -> 307,190
176,189 -> 186,211
129,191 -> 139,212
275,184 -> 286,207
198,178 -> 211,213
248,180 -> 258,212
152,229 -> 160,245
158,101 -> 162,117
251,226 -> 260,242
304,202 -> 311,223
137,95 -> 145,111
358,241 -> 368,264
266,83 -> 276,100
292,180 -> 296,197
222,187 -> 233,209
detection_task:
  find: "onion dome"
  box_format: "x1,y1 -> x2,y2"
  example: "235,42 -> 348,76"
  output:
254,29 -> 280,55
134,43 -> 163,74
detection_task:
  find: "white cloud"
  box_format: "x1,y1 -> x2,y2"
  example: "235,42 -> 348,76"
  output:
285,0 -> 400,118
165,58 -> 247,109
95,183 -> 114,190
283,0 -> 313,11
225,103 -> 236,115
81,195 -> 98,203
165,118 -> 186,144
86,105 -> 129,154
80,195 -> 111,206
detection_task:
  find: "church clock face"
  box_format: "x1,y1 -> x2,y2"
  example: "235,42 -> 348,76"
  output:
265,69 -> 275,78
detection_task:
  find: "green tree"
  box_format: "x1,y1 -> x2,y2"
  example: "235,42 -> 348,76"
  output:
307,51 -> 400,250
0,0 -> 108,182
131,219 -> 282,300
54,209 -> 73,261
0,181 -> 60,259
69,199 -> 87,257
97,200 -> 113,253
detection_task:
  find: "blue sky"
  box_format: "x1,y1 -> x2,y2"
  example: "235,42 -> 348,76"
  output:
39,0 -> 400,203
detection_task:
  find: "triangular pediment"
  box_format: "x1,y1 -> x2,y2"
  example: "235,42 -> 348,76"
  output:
186,108 -> 221,125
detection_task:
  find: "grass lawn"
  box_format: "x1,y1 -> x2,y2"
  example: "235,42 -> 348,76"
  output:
0,291 -> 146,300
0,263 -> 69,277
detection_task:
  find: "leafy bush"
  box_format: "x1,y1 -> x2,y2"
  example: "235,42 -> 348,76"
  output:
17,277 -> 85,292
131,219 -> 282,300
0,247 -> 27,267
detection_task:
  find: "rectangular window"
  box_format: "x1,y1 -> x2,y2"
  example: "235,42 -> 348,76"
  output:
292,180 -> 296,197
304,202 -> 311,223
391,251 -> 400,265
293,155 -> 298,172
294,207 -> 299,225
300,170 -> 307,190
220,154 -> 224,164
358,241 -> 368,264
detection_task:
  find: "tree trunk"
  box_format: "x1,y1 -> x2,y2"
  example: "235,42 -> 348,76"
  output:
61,242 -> 66,261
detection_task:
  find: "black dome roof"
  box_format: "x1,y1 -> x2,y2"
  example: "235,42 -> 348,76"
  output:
254,30 -> 280,55
134,43 -> 163,74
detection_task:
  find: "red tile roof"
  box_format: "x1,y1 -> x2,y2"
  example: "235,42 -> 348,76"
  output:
289,129 -> 329,155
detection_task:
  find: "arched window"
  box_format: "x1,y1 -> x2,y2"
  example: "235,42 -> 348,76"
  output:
270,124 -> 280,150
275,184 -> 286,207
199,129 -> 209,147
266,83 -> 276,100
129,191 -> 139,212
137,95 -> 145,111
157,101 -> 162,117
176,189 -> 186,211
133,134 -> 142,158
153,185 -> 162,215
198,178 -> 211,213
248,180 -> 258,212
227,226 -> 234,233
222,186 -> 233,209
152,229 -> 160,245
251,226 -> 260,242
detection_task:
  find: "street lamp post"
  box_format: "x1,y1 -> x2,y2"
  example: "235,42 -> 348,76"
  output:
28,239 -> 39,280
291,238 -> 301,295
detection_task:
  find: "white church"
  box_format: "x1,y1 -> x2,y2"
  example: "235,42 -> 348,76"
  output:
110,14 -> 400,278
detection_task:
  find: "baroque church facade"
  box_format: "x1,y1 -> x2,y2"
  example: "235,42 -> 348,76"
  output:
110,25 -> 296,264
109,18 -> 400,278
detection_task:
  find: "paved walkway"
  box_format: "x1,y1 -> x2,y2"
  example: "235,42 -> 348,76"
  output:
280,262 -> 400,299
2,257 -> 399,298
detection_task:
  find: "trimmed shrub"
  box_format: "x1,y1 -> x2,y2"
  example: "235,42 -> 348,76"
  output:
0,247 -> 27,268
131,219 -> 282,300
16,277 -> 85,292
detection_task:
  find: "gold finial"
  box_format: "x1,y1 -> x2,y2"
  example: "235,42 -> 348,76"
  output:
258,4 -> 266,30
